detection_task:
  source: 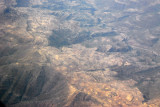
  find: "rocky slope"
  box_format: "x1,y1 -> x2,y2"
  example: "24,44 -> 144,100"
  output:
0,0 -> 160,106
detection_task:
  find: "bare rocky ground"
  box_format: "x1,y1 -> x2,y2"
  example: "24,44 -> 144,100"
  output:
0,0 -> 160,106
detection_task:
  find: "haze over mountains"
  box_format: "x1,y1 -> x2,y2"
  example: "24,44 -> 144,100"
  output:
0,0 -> 160,106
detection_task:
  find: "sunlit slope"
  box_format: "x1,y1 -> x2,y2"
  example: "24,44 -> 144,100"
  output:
0,0 -> 160,106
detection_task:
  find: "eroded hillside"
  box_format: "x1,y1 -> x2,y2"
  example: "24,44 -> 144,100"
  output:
0,0 -> 160,106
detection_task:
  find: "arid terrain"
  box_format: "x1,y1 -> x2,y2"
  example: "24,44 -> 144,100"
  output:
0,0 -> 160,106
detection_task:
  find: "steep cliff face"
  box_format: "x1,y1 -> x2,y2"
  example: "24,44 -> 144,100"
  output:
0,0 -> 160,106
